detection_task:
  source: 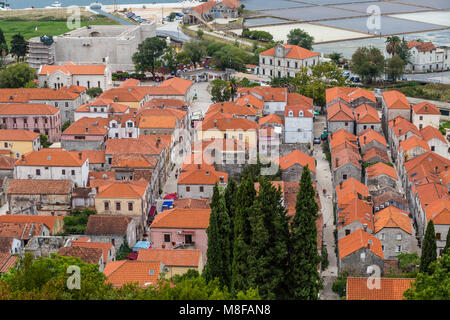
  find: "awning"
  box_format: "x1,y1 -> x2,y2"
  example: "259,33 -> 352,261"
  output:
149,205 -> 156,217
163,193 -> 178,200
181,231 -> 194,235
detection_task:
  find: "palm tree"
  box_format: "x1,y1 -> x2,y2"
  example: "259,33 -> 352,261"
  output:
385,36 -> 401,57
227,77 -> 238,102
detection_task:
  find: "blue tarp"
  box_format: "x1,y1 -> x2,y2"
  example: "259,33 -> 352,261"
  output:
132,241 -> 151,252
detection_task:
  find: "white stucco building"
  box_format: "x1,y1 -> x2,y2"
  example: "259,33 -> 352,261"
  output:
284,105 -> 314,144
14,149 -> 90,187
258,43 -> 320,78
406,41 -> 444,73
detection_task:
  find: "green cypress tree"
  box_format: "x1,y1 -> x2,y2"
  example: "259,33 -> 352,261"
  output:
204,185 -> 232,288
420,220 -> 437,274
247,177 -> 290,299
224,177 -> 238,262
0,28 -> 8,56
444,229 -> 450,255
231,176 -> 256,293
288,165 -> 322,299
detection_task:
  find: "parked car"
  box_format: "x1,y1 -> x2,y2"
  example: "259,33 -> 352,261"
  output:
313,137 -> 321,144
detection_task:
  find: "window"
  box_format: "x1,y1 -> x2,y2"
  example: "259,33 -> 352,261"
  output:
65,102 -> 69,108
287,61 -> 290,68
360,252 -> 366,261
3,142 -> 7,148
363,125 -> 367,130
128,202 -> 133,211
71,170 -> 75,176
98,81 -> 101,88
278,60 -> 281,66
345,229 -> 350,236
164,234 -> 171,243
200,186 -> 204,192
436,233 -> 441,240
239,133 -> 243,140
342,174 -> 348,180
36,169 -> 41,176
104,202 -> 109,210
299,111 -> 303,117
431,146 -> 435,152
185,234 -> 193,244
345,122 -> 348,126
380,233 -> 385,240
419,116 -> 423,120
116,202 -> 121,211
395,245 -> 402,253
128,133 -> 132,138
62,169 -> 65,175
186,186 -> 191,192
396,233 -> 402,240
288,111 -> 293,117
262,58 -> 265,64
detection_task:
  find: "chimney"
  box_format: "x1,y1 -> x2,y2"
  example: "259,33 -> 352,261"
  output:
197,164 -> 201,169
399,128 -> 402,135
363,223 -> 367,232
435,166 -> 439,173
393,119 -> 396,125
156,137 -> 161,147
425,105 -> 428,112
85,126 -> 89,133
363,135 -> 367,144
78,152 -> 82,160
214,119 -> 217,128
335,157 -> 339,168
271,94 -> 274,101
339,182 -> 343,189
21,154 -> 25,162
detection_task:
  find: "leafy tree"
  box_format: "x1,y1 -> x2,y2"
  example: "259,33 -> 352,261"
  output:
0,63 -> 36,88
328,52 -> 343,65
287,28 -> 314,50
39,134 -> 52,148
231,176 -> 256,294
203,185 -> 232,288
86,87 -> 103,99
132,37 -> 167,76
62,208 -> 96,235
176,50 -> 191,66
247,178 -> 290,299
397,38 -> 412,65
351,46 -> 385,84
404,252 -> 450,300
196,29 -> 204,40
116,237 -> 132,260
168,12 -> 177,21
386,55 -> 405,83
397,253 -> 420,274
183,41 -> 207,68
62,121 -> 71,132
10,34 -> 27,62
242,29 -> 273,42
224,178 -> 238,260
0,28 -> 8,66
288,166 -> 322,299
208,78 -> 232,103
161,46 -> 178,74
420,220 -> 438,274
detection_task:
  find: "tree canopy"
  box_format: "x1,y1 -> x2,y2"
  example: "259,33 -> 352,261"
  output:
10,33 -> 27,62
132,37 -> 167,75
0,63 -> 36,88
420,220 -> 437,274
287,28 -> 314,50
351,46 -> 385,84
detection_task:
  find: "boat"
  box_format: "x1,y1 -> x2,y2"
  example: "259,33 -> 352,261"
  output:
0,1 -> 10,10
48,1 -> 62,7
89,2 -> 102,10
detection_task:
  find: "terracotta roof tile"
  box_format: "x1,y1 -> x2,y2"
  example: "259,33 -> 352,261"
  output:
235,94 -> 264,110
138,249 -> 201,267
200,117 -> 257,131
105,136 -> 164,156
0,103 -> 59,115
259,114 -> 284,126
145,98 -> 187,109
104,260 -> 162,287
249,87 -> 287,102
366,162 -> 398,180
337,197 -> 374,230
0,254 -> 18,273
338,229 -> 384,259
119,78 -> 141,87
425,199 -> 450,225
15,149 -> 87,167
287,92 -> 313,107
0,87 -> 82,102
336,177 -> 369,206
178,165 -> 228,185
172,198 -> 211,210
374,206 -> 412,234
138,115 -> 176,129
0,215 -> 63,233
80,150 -> 105,164
0,130 -> 40,141
358,129 -> 386,148
0,222 -> 47,240
327,101 -> 354,121
151,208 -> 211,229
382,90 -> 410,109
207,101 -> 257,117
285,104 -> 313,117
400,135 -> 430,153
71,240 -> 113,263
39,62 -> 106,76
62,117 -> 109,136
407,41 -> 436,52
355,104 -> 380,123
96,179 -> 148,198
259,44 -> 320,60
0,155 -> 15,170
389,117 -> 420,138
278,149 -> 315,172
347,277 -> 413,300
332,147 -> 362,169
412,102 -> 440,115
420,126 -> 447,144
111,154 -> 158,169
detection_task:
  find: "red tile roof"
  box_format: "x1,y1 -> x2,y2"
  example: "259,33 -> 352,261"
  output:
62,117 -> 109,136
96,179 -> 148,199
235,94 -> 264,110
287,92 -> 313,107
412,102 -> 440,115
0,215 -> 63,233
336,177 -> 369,206
71,240 -> 114,263
366,162 -> 398,180
337,197 -> 374,231
178,165 -> 228,185
200,117 -> 257,131
80,150 -> 105,164
425,199 -> 450,225
249,87 -> 287,102
0,87 -> 83,102
151,208 -> 211,229
355,104 -> 380,123
346,277 -> 413,300
389,117 -> 420,138
327,101 -> 354,121
374,206 -> 412,234
259,114 -> 284,126
259,44 -> 320,60
0,130 -> 40,141
39,62 -> 106,75
285,104 -> 313,117
0,103 -> 59,115
407,41 -> 436,52
358,129 -> 386,148
15,149 -> 87,167
339,229 -> 384,259
420,126 -> 447,144
278,149 -> 315,172
7,179 -> 72,195
85,215 -> 133,235
104,260 -> 162,288
138,249 -> 201,267
400,135 -> 430,153
383,90 -> 410,109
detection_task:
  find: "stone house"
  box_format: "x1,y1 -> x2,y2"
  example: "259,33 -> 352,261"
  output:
70,237 -> 116,267
337,197 -> 374,240
0,215 -> 64,235
387,117 -> 421,163
327,101 -> 355,134
0,129 -> 41,160
366,162 -> 399,197
382,90 -> 411,125
424,199 -> 450,257
373,190 -> 409,213
373,206 -> 413,259
326,87 -> 376,109
58,246 -> 105,272
278,149 -> 316,182
358,129 -> 387,154
84,215 -> 137,250
398,136 -> 430,172
355,104 -> 381,134
362,147 -> 390,164
332,147 -> 362,187
150,208 -> 210,264
338,229 -> 384,276
74,98 -> 130,122
5,179 -> 72,216
61,117 -> 110,151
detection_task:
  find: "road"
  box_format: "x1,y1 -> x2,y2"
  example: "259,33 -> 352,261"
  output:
313,115 -> 340,300
405,71 -> 450,85
91,8 -> 135,25
188,25 -> 254,47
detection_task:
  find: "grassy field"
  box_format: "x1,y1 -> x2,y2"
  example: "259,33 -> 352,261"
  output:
0,8 -> 120,44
